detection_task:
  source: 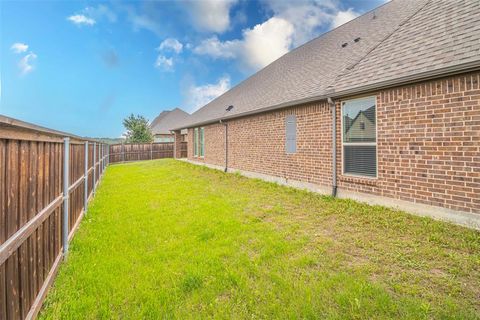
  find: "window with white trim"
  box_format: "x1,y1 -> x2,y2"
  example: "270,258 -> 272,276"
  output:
199,127 -> 204,157
342,96 -> 377,177
194,128 -> 199,157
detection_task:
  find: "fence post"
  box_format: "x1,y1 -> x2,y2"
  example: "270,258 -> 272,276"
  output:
150,143 -> 153,160
84,141 -> 88,213
122,143 -> 125,162
103,144 -> 106,174
62,137 -> 70,256
107,145 -> 109,166
100,144 -> 104,175
93,142 -> 96,195
103,144 -> 106,170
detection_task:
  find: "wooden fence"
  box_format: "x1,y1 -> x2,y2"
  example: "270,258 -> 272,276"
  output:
0,116 -> 108,320
109,142 -> 174,164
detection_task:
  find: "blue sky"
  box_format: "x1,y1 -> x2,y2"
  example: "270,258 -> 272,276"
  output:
1,0 -> 385,138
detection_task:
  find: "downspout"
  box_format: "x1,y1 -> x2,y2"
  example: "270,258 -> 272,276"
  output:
220,120 -> 228,172
328,97 -> 337,197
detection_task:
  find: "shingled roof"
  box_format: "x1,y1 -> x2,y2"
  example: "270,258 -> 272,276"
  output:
150,108 -> 190,135
177,0 -> 480,129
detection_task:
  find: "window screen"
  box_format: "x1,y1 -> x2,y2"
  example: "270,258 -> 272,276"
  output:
286,115 -> 296,153
342,97 -> 377,177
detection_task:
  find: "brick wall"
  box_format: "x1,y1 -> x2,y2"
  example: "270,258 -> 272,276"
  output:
187,71 -> 480,215
336,72 -> 480,214
188,123 -> 226,167
173,131 -> 183,159
228,102 -> 333,186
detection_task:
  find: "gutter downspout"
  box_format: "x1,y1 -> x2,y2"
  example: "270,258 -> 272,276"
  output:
328,97 -> 337,197
220,120 -> 228,172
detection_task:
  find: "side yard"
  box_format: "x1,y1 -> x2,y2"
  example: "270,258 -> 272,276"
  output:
40,160 -> 480,319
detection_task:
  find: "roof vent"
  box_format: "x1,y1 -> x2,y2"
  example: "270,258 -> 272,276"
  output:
226,105 -> 234,112
372,11 -> 376,19
354,37 -> 361,43
341,42 -> 348,48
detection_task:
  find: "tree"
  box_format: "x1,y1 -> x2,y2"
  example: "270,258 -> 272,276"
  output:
122,114 -> 153,143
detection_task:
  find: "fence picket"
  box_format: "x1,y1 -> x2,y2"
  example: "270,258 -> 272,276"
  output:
0,115 -> 108,320
108,142 -> 174,164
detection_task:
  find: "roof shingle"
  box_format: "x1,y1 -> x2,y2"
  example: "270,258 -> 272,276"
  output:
179,0 -> 480,129
150,108 -> 190,135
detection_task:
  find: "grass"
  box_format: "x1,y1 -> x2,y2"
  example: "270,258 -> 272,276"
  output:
39,159 -> 480,319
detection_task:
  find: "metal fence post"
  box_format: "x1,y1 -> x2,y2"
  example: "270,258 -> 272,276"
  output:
84,141 -> 88,213
93,142 -> 96,195
62,137 -> 70,256
98,144 -> 103,178
103,144 -> 106,170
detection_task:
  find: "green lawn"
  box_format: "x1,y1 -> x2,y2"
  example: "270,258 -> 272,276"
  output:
40,159 -> 480,319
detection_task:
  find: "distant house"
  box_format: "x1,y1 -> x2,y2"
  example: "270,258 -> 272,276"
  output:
150,108 -> 189,143
171,0 -> 480,229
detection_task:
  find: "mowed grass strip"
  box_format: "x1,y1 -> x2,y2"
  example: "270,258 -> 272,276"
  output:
39,159 -> 480,319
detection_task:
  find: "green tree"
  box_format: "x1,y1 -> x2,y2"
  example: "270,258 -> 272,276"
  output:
122,114 -> 153,143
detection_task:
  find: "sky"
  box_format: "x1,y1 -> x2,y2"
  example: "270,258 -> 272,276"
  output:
1,0 -> 385,138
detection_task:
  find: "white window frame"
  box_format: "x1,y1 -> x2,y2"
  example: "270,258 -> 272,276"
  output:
341,96 -> 378,179
194,128 -> 199,157
199,127 -> 205,158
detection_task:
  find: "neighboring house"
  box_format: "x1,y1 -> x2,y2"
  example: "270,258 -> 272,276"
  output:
150,108 -> 189,142
172,0 -> 480,228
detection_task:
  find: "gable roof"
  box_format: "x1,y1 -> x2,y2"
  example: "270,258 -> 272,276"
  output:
150,108 -> 190,135
177,0 -> 480,129
335,0 -> 480,93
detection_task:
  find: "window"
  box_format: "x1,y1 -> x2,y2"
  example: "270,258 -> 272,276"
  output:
285,115 -> 296,153
199,127 -> 204,157
154,135 -> 174,143
342,96 -> 377,177
193,127 -> 204,157
194,128 -> 199,157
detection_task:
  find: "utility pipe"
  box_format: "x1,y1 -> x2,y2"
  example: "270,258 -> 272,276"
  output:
328,97 -> 337,197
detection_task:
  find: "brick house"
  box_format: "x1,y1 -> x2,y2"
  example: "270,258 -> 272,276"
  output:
173,0 -> 480,229
150,108 -> 189,142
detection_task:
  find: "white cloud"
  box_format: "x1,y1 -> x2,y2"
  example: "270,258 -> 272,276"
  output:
84,4 -> 117,23
158,38 -> 183,54
10,43 -> 29,54
265,0 -> 359,46
194,36 -> 240,59
119,3 -> 162,35
185,76 -> 231,111
187,0 -> 238,33
242,17 -> 294,70
129,12 -> 160,34
193,1 -> 360,71
154,55 -> 174,71
18,52 -> 37,75
194,17 -> 294,71
266,1 -> 333,47
331,8 -> 359,29
67,14 -> 96,26
67,5 -> 116,27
